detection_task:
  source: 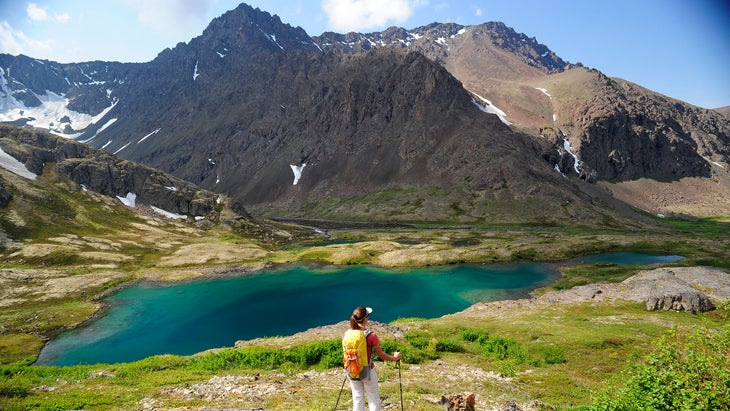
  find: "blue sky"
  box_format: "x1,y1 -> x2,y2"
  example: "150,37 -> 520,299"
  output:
0,0 -> 728,108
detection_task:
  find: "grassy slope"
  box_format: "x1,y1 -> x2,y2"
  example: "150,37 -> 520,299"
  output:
1,167 -> 729,409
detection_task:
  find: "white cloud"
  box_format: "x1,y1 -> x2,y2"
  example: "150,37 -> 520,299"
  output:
27,3 -> 49,21
0,20 -> 54,56
123,0 -> 216,36
25,3 -> 71,24
475,7 -> 483,17
0,21 -> 25,55
55,13 -> 71,24
322,0 -> 427,32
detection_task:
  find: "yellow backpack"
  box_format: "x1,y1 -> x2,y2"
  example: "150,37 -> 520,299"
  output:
342,329 -> 372,380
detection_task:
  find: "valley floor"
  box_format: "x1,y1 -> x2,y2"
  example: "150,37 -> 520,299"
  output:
1,264 -> 727,410
1,217 -> 729,410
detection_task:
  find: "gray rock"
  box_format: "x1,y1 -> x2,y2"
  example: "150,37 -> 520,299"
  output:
529,267 -> 728,313
0,181 -> 11,208
621,268 -> 720,313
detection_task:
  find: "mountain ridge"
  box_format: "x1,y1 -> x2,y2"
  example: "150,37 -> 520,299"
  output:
1,3 -> 728,222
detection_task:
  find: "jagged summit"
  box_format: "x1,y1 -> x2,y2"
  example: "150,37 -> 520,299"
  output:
178,3 -> 321,56
312,21 -> 571,75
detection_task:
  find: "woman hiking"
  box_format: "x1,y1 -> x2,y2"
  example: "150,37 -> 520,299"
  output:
343,306 -> 401,411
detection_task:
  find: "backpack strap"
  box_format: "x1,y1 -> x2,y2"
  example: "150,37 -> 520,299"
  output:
364,329 -> 374,367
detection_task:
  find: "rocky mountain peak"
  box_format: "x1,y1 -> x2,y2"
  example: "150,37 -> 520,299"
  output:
472,21 -> 572,74
190,3 -> 319,55
312,21 -> 569,75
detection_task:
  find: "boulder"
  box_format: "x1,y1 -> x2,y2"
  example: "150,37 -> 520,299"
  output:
502,399 -> 523,411
645,291 -> 715,313
440,392 -> 475,411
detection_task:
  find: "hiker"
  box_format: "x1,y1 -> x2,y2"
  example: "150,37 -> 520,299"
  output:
343,306 -> 401,411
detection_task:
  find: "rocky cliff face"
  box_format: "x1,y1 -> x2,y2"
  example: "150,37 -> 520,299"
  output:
717,106 -> 730,120
573,76 -> 728,182
526,69 -> 730,183
313,21 -> 729,184
0,125 -> 245,218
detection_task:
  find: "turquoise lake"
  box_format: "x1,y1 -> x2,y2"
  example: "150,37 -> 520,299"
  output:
576,252 -> 683,266
36,253 -> 683,366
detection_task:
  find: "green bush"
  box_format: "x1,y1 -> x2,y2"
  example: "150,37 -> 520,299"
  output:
400,332 -> 465,361
435,339 -> 466,354
480,335 -> 528,362
459,327 -> 529,364
293,339 -> 341,367
188,339 -> 341,371
0,382 -> 29,398
542,345 -> 567,365
380,339 -> 424,364
590,326 -> 730,411
459,328 -> 489,344
404,331 -> 432,349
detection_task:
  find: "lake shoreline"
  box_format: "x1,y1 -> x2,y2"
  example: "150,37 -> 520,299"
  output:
37,262 -> 561,365
36,253 -> 688,366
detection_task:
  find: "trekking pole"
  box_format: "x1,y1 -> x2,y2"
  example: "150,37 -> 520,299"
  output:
333,375 -> 347,411
397,359 -> 404,411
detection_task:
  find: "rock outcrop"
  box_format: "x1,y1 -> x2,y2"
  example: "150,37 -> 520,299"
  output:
440,392 -> 475,410
621,268 -> 718,313
0,124 -> 248,218
467,266 -> 729,315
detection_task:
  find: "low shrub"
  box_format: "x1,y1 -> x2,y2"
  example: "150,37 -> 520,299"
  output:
380,339 -> 424,364
188,339 -> 341,371
589,325 -> 730,410
459,328 -> 489,344
541,345 -> 567,365
479,335 -> 528,362
0,382 -> 30,399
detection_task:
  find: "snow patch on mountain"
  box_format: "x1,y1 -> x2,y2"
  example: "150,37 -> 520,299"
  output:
290,163 -> 306,185
139,128 -> 161,143
536,87 -> 551,98
1,68 -> 118,139
470,92 -> 511,126
560,138 -> 581,174
116,192 -> 136,207
151,205 -> 186,219
258,27 -> 284,50
0,147 -> 37,180
97,118 -> 117,134
113,142 -> 130,155
0,94 -> 117,140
